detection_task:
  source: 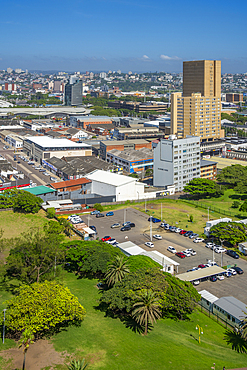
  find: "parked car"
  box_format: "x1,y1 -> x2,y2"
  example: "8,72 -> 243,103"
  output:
106,211 -> 114,216
101,236 -> 111,242
198,264 -> 206,269
91,210 -> 100,215
163,224 -> 170,230
167,246 -> 177,254
232,266 -> 243,274
169,226 -> 176,232
148,217 -> 161,223
106,238 -> 117,245
226,268 -> 237,276
145,242 -> 154,248
121,225 -> 131,231
153,234 -> 162,240
129,223 -> 135,228
210,275 -> 217,282
189,233 -> 199,239
182,250 -> 191,257
175,252 -> 186,259
217,274 -> 225,280
226,250 -> 239,259
225,270 -> 232,278
179,229 -> 187,235
193,237 -> 204,243
111,223 -> 121,228
184,231 -> 193,237
205,242 -> 214,248
193,280 -> 200,286
215,247 -> 226,253
89,225 -> 97,232
122,221 -> 131,226
175,228 -> 182,233
96,213 -> 104,218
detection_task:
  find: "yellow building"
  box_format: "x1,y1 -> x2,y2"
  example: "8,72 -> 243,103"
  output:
171,60 -> 222,141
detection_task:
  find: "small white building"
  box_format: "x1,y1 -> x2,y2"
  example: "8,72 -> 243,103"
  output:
117,241 -> 179,275
199,289 -> 219,313
87,170 -> 145,202
204,218 -> 232,237
238,241 -> 247,256
6,133 -> 23,149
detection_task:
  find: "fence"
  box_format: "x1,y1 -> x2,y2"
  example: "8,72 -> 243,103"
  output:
181,199 -> 243,219
197,302 -> 236,330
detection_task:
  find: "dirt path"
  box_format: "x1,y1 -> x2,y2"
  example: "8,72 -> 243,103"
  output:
0,339 -> 69,370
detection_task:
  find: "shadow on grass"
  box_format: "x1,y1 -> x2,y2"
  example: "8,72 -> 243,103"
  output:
121,316 -> 148,334
229,194 -> 247,201
224,329 -> 247,353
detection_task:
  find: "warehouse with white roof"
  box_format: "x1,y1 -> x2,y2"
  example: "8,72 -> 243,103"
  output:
87,169 -> 145,202
23,136 -> 92,164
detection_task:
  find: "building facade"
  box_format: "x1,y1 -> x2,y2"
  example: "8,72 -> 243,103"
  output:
171,60 -> 222,141
100,139 -> 152,160
153,135 -> 200,191
64,78 -> 83,106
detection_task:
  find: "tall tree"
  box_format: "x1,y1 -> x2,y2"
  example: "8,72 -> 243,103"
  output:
5,224 -> 65,284
217,164 -> 247,190
18,329 -> 34,370
132,289 -> 161,335
183,178 -> 222,198
5,281 -> 86,338
210,221 -> 247,246
105,255 -> 130,287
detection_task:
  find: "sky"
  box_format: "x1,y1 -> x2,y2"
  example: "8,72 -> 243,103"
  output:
0,0 -> 247,73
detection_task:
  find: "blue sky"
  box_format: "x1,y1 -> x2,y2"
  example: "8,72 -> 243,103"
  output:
0,0 -> 247,73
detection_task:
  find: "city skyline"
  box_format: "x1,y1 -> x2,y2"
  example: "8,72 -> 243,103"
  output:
1,0 -> 247,73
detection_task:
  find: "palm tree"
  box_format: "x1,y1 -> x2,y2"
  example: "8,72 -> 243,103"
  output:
67,359 -> 88,370
18,329 -> 34,370
105,255 -> 130,287
132,289 -> 162,335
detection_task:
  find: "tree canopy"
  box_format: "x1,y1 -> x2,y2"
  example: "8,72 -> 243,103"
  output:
99,268 -> 200,320
64,240 -> 122,277
210,221 -> 247,246
217,165 -> 247,191
5,281 -> 86,338
5,222 -> 65,283
183,178 -> 222,198
0,189 -> 43,213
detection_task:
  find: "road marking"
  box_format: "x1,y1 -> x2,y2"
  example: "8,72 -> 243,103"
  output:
31,173 -> 47,185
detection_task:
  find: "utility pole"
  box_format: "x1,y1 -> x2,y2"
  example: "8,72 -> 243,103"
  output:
150,217 -> 152,241
145,199 -> 146,212
161,202 -> 162,220
3,309 -> 6,344
208,207 -> 209,222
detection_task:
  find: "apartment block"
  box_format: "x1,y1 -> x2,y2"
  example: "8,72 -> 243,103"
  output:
171,60 -> 221,142
226,93 -> 243,103
153,135 -> 200,192
200,159 -> 217,180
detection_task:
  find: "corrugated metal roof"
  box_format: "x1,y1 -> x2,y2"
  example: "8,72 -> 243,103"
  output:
214,297 -> 247,321
177,266 -> 225,281
50,178 -> 91,189
198,289 -> 218,303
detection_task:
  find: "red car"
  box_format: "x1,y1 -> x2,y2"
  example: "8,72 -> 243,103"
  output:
101,236 -> 111,242
179,230 -> 187,235
175,252 -> 186,258
198,264 -> 206,269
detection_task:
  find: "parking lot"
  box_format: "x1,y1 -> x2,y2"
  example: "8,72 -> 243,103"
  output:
87,207 -> 247,304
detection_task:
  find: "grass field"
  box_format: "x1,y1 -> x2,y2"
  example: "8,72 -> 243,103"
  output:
50,273 -> 247,370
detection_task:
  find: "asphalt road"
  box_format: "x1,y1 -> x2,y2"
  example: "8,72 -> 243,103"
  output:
0,142 -> 60,186
88,207 -> 247,304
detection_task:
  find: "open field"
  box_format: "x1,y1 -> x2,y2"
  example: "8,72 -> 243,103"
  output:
50,273 -> 247,370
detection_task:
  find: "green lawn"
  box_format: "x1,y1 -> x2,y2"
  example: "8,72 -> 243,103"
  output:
50,273 -> 247,370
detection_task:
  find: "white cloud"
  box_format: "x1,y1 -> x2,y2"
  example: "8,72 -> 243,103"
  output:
160,55 -> 181,61
142,55 -> 149,59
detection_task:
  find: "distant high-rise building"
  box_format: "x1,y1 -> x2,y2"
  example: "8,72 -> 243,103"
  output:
99,72 -> 107,79
171,60 -> 222,142
64,77 -> 82,106
7,68 -> 13,74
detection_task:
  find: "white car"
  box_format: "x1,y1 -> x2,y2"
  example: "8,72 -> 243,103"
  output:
207,260 -> 218,267
215,247 -> 226,253
167,246 -> 177,254
193,280 -> 200,286
193,238 -> 204,243
227,268 -> 237,276
175,228 -> 182,233
189,249 -> 197,256
153,234 -> 162,240
217,274 -> 225,280
182,250 -> 191,257
206,242 -> 214,248
106,238 -> 117,245
145,242 -> 154,248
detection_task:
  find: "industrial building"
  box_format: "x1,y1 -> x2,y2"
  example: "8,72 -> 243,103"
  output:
100,139 -> 151,160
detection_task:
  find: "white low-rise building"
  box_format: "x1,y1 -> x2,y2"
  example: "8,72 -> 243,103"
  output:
87,169 -> 145,202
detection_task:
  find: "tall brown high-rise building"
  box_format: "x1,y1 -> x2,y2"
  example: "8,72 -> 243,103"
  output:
171,60 -> 223,141
183,60 -> 221,97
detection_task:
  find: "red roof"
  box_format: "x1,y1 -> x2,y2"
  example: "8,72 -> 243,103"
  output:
50,178 -> 91,189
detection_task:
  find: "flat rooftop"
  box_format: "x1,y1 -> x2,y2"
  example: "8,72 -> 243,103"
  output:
210,156 -> 247,170
177,266 -> 226,282
25,136 -> 91,148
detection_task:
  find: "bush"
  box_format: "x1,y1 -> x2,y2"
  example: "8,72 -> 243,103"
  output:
232,201 -> 240,209
94,203 -> 103,212
46,207 -> 56,219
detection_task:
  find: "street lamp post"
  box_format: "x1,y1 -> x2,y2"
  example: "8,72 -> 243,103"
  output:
3,309 -> 6,344
150,217 -> 152,241
137,191 -> 139,202
196,325 -> 203,344
161,203 -> 162,220
145,199 -> 147,212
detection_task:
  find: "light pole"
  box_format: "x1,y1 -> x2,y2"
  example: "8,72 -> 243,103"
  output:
3,309 -> 6,344
196,325 -> 203,344
150,217 -> 152,241
124,208 -> 126,225
161,202 -> 162,220
145,199 -> 147,212
208,207 -> 209,222
137,191 -> 139,202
